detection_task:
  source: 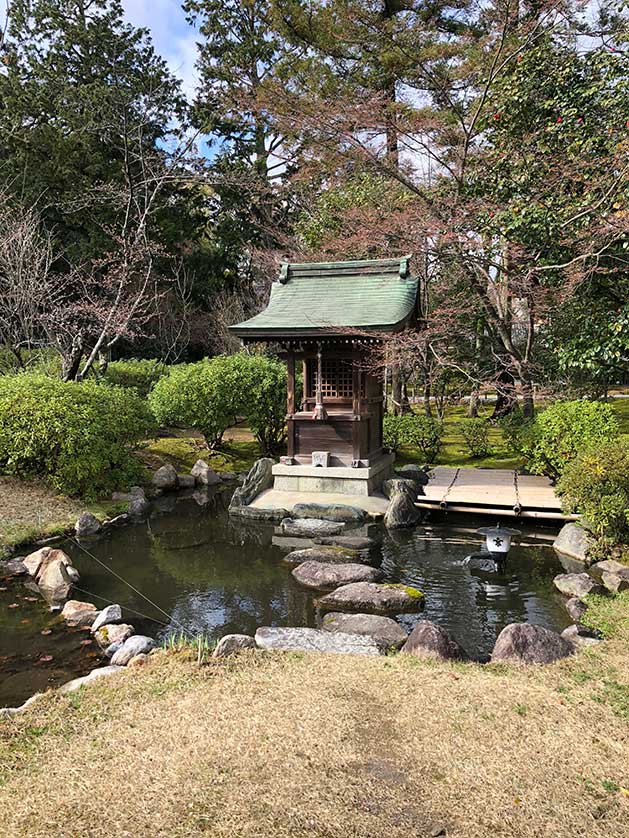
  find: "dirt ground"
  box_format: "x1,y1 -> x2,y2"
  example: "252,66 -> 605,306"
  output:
0,602 -> 628,838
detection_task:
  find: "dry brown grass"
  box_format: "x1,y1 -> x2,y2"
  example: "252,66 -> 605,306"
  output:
0,609 -> 628,838
0,476 -> 84,556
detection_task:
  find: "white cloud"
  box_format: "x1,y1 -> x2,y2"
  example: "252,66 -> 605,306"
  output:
121,0 -> 200,99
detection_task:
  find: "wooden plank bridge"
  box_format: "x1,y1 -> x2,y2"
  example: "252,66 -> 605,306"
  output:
417,467 -> 574,521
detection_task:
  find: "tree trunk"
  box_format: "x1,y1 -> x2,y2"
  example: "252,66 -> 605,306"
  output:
391,367 -> 403,415
468,388 -> 479,418
61,334 -> 84,382
423,380 -> 433,418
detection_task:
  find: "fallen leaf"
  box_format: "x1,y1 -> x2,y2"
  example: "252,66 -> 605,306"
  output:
40,629 -> 53,636
8,603 -> 20,609
80,639 -> 93,646
20,619 -> 31,625
38,655 -> 54,663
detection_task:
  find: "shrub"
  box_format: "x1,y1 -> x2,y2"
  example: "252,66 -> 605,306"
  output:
0,373 -> 154,497
104,358 -> 167,397
521,400 -> 619,478
383,413 -> 442,462
498,408 -> 532,454
148,354 -> 288,453
149,359 -> 241,448
557,444 -> 629,543
458,418 -> 491,458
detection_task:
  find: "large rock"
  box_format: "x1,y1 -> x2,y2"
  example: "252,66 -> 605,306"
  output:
95,623 -> 134,650
291,503 -> 367,524
254,626 -> 385,656
282,546 -> 365,567
152,464 -> 179,491
292,560 -> 383,591
191,459 -> 222,487
22,546 -> 72,579
316,582 -> 425,615
561,624 -> 602,650
382,478 -> 418,500
553,573 -> 604,598
322,612 -> 408,649
491,623 -> 574,664
0,559 -> 27,577
589,560 -> 629,593
401,620 -> 467,661
91,603 -> 123,633
213,634 -> 257,658
61,600 -> 98,628
230,505 -> 288,521
395,464 -> 430,486
229,458 -> 274,509
601,571 -> 629,594
315,535 -> 375,551
565,597 -> 588,622
128,495 -> 151,519
553,523 -> 595,563
110,634 -> 156,666
59,665 -> 124,694
383,493 -> 421,529
112,486 -> 145,502
75,512 -> 101,537
38,559 -> 74,605
280,518 -> 345,538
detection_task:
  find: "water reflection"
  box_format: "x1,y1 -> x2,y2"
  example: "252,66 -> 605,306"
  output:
2,491 -> 570,705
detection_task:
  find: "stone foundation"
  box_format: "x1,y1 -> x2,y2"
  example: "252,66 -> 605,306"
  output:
271,453 -> 395,497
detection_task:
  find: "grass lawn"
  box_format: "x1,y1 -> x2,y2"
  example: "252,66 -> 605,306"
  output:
0,593 -> 627,838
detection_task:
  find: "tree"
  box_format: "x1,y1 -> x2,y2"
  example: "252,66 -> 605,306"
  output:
259,0 -> 629,414
0,0 -> 210,377
184,0 -> 298,291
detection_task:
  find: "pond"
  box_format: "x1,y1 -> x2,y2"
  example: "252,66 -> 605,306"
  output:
1,488 -> 571,708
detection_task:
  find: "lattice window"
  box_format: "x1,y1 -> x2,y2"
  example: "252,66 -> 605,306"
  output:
307,359 -> 354,398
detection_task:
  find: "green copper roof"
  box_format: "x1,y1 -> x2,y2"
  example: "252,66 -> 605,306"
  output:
230,256 -> 417,339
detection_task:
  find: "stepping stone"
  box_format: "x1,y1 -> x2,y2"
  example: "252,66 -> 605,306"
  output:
322,612 -> 408,649
316,582 -> 425,615
292,561 -> 383,591
280,518 -> 345,538
292,503 -> 367,524
282,547 -> 367,567
315,535 -> 375,551
254,626 -> 385,655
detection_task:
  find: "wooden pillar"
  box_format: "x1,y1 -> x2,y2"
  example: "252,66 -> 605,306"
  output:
286,350 -> 295,415
286,349 -> 295,459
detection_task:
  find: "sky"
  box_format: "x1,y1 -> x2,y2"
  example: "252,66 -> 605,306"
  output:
122,0 -> 199,99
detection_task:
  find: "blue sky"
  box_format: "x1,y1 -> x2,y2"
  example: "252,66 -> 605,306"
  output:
122,0 -> 199,99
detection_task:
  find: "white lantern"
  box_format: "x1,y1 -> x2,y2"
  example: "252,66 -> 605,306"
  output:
476,525 -> 521,556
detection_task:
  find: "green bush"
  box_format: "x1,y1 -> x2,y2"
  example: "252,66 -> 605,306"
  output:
383,413 -> 442,462
104,358 -> 167,397
521,400 -> 619,478
458,418 -> 491,458
557,444 -> 629,543
0,373 -> 154,497
498,408 -> 532,454
148,354 -> 288,453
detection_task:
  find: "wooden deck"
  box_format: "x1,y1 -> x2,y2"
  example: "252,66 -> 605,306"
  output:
417,467 -> 575,520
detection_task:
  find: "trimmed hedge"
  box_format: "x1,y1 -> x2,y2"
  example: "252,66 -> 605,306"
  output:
0,373 -> 155,497
149,354 -> 288,453
557,444 -> 629,543
383,413 -> 443,462
104,358 -> 167,397
521,400 -> 619,478
458,418 -> 491,458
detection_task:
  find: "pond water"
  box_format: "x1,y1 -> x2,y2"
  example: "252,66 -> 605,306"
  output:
1,488 -> 571,708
